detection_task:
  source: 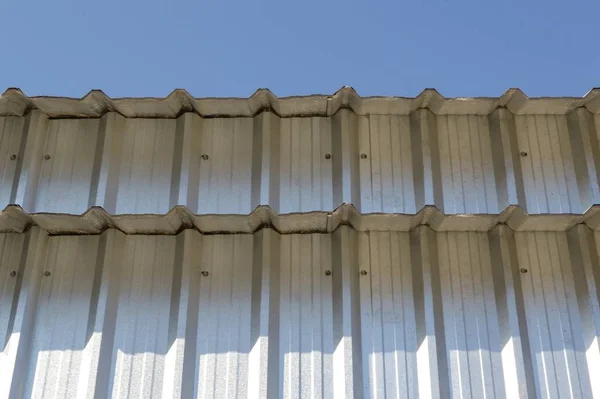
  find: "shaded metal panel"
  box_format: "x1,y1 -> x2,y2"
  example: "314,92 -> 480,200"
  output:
196,118 -> 254,214
1,107 -> 600,222
278,118 -> 333,213
0,112 -> 594,230
436,115 -> 498,213
34,119 -> 101,214
111,119 -> 178,214
359,115 -> 417,214
516,115 -> 581,213
1,227 -> 600,398
0,117 -> 26,207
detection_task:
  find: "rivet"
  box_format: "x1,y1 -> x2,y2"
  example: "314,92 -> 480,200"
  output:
201,270 -> 209,277
520,151 -> 528,157
325,270 -> 332,276
10,154 -> 16,160
44,270 -> 51,276
360,153 -> 368,159
9,271 -> 16,277
325,153 -> 331,159
44,154 -> 51,160
201,154 -> 209,160
360,270 -> 368,275
520,268 -> 528,274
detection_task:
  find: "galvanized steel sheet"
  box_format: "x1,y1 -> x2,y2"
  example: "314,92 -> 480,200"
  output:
0,227 -> 599,398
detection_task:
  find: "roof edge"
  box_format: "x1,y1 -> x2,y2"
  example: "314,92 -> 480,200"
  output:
2,204 -> 600,235
1,87 -> 599,118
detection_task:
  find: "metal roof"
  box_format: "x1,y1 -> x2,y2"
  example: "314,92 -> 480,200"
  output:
2,226 -> 599,398
1,87 -> 600,118
1,88 -> 600,234
1,88 -> 599,398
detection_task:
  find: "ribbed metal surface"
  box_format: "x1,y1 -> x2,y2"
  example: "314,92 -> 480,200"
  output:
1,226 -> 599,398
1,88 -> 599,398
1,90 -> 600,223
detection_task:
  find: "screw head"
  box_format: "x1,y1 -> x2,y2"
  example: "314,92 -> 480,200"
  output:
9,271 -> 16,277
201,270 -> 209,277
44,154 -> 51,160
325,270 -> 332,276
360,270 -> 368,275
325,153 -> 331,159
10,154 -> 16,160
520,268 -> 528,274
520,151 -> 528,157
360,153 -> 368,159
201,154 -> 209,160
44,270 -> 51,276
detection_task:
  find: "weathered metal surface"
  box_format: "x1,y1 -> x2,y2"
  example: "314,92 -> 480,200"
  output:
3,203 -> 600,235
1,89 -> 600,233
1,226 -> 599,398
1,88 -> 599,398
1,87 -> 599,118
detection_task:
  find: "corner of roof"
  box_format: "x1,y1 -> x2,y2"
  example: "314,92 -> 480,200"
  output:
333,86 -> 358,95
77,90 -> 116,116
0,87 -> 32,116
412,88 -> 446,113
326,86 -> 362,114
165,89 -> 196,114
167,88 -> 194,98
497,88 -> 528,113
249,88 -> 280,114
251,88 -> 277,97
582,87 -> 600,113
2,87 -> 26,96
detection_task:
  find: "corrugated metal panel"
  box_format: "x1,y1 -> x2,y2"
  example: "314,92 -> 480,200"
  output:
1,89 -> 600,230
2,87 -> 599,398
1,226 -> 599,398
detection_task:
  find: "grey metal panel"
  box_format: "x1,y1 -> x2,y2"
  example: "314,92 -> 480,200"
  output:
1,87 -> 599,118
1,226 -> 600,398
0,108 -> 600,231
0,117 -> 26,207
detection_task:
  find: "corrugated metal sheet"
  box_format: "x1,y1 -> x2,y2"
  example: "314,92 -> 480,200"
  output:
1,87 -> 600,398
1,88 -> 600,233
0,226 -> 599,398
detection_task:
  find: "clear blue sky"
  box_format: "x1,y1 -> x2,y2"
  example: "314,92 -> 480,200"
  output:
1,0 -> 598,98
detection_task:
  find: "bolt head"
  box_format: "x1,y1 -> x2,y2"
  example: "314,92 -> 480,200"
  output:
520,151 -> 528,157
201,154 -> 209,160
10,154 -> 16,160
9,271 -> 16,277
360,270 -> 368,275
325,270 -> 331,276
360,153 -> 368,159
44,154 -> 51,160
520,268 -> 528,274
201,270 -> 209,277
44,271 -> 51,276
325,153 -> 331,159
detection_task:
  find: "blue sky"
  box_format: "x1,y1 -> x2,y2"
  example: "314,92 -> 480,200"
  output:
1,0 -> 598,98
